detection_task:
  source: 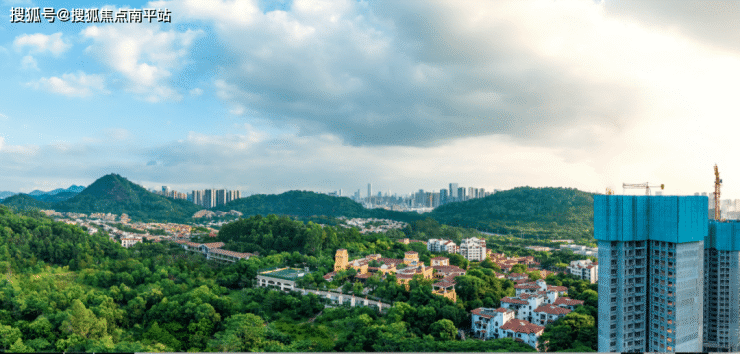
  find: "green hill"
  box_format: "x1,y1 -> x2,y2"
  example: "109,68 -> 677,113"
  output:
0,193 -> 52,211
54,174 -> 203,222
213,190 -> 423,222
429,186 -> 594,242
32,191 -> 79,203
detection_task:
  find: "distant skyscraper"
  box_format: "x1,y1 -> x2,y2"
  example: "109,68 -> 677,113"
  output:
440,189 -> 448,204
192,190 -> 203,206
368,183 -> 372,200
203,189 -> 215,209
469,187 -> 474,199
458,187 -> 466,201
450,183 -> 458,200
215,189 -> 226,207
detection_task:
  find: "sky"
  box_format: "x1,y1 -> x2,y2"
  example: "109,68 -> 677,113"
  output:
1,0 -> 739,198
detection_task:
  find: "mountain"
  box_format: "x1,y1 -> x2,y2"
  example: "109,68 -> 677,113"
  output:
34,191 -> 80,203
0,191 -> 16,200
29,185 -> 86,197
213,190 -> 423,222
0,193 -> 52,211
54,174 -> 203,222
429,186 -> 595,242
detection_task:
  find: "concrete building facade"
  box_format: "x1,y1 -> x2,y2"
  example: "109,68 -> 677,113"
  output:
703,221 -> 740,352
595,195 -> 707,353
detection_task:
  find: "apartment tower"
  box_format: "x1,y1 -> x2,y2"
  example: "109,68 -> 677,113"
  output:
596,195 -> 706,353
703,220 -> 740,352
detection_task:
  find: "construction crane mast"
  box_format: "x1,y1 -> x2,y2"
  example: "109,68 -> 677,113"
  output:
622,182 -> 665,196
714,164 -> 722,220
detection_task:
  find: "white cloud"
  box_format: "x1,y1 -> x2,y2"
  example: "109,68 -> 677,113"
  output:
189,87 -> 203,96
81,24 -> 202,102
21,55 -> 38,70
13,32 -> 71,56
28,72 -> 108,98
0,113 -> 7,120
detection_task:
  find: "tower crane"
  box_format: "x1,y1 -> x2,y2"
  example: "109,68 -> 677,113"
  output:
622,182 -> 664,196
714,164 -> 722,221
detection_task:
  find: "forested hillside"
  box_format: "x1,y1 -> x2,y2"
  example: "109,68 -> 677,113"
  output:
430,187 -> 594,242
54,174 -> 203,222
0,194 -> 52,211
0,206 -> 547,352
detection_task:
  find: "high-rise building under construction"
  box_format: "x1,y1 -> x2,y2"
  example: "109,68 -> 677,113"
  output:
595,195 -> 706,353
703,220 -> 740,352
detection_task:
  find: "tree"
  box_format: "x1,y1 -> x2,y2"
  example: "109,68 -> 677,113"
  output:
429,319 -> 457,341
0,324 -> 22,350
9,338 -> 33,353
207,313 -> 268,352
61,299 -> 107,340
510,264 -> 527,274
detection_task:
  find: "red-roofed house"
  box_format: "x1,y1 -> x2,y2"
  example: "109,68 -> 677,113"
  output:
533,304 -> 572,326
500,318 -> 545,348
553,297 -> 584,311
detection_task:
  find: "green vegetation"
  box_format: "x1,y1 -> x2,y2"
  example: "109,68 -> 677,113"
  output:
430,187 -> 595,243
30,191 -> 79,203
0,206 -> 542,352
54,174 -> 203,223
0,194 -> 52,211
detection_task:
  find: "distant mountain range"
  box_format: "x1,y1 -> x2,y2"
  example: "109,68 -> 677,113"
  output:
29,185 -> 85,197
0,175 -> 596,242
0,191 -> 16,200
0,185 -> 85,203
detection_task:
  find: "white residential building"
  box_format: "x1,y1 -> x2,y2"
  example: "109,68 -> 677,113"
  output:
459,237 -> 486,261
471,307 -> 544,349
567,259 -> 599,283
121,237 -> 142,248
427,239 -> 459,254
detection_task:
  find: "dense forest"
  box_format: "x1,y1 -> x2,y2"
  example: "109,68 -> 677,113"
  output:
53,174 -> 203,223
0,194 -> 52,211
0,205 -> 601,352
430,187 -> 595,243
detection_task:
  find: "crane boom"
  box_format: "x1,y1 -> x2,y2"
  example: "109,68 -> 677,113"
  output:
622,182 -> 665,196
715,164 -> 722,220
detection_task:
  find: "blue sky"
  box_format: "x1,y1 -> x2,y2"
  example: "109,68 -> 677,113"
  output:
2,0 -> 740,198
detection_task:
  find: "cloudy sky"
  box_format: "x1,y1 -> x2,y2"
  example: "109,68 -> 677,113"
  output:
1,0 -> 739,198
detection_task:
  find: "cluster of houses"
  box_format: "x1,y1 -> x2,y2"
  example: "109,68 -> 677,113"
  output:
325,249 -> 465,302
337,217 -> 409,234
471,276 -> 584,349
427,237 -> 488,261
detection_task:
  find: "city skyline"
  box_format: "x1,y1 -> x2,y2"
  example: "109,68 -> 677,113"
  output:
3,1 -> 740,197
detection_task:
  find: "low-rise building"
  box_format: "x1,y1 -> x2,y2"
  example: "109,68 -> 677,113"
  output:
427,239 -> 459,254
459,237 -> 486,261
532,304 -> 571,326
471,307 -> 544,349
567,259 -> 598,283
430,256 -> 449,266
121,237 -> 141,248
